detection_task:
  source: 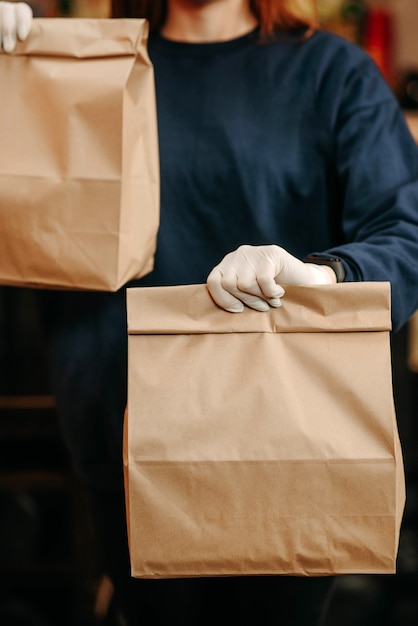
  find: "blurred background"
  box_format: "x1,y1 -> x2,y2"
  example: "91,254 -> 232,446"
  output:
1,1 -> 418,624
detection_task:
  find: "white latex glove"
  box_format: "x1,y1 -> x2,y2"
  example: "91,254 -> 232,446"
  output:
0,2 -> 33,52
207,244 -> 335,313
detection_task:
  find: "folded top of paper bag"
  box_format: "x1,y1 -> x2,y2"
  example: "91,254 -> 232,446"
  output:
10,18 -> 149,58
127,282 -> 392,335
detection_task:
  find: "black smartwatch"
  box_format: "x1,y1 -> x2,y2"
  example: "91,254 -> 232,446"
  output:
303,255 -> 345,283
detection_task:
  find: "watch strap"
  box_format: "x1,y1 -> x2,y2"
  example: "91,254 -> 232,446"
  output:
303,255 -> 345,283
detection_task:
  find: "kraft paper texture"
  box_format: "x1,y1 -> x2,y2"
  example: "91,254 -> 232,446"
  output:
124,282 -> 405,578
0,18 -> 159,291
407,310 -> 418,372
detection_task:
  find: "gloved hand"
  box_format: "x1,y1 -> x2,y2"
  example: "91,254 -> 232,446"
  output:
207,244 -> 335,312
0,2 -> 33,52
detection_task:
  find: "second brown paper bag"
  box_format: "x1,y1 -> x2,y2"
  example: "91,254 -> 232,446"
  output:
0,18 -> 159,291
125,282 -> 405,578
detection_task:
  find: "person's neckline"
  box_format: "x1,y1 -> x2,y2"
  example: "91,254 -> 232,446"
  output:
150,26 -> 260,54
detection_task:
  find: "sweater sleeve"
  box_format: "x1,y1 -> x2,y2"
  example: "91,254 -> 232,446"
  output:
312,44 -> 418,332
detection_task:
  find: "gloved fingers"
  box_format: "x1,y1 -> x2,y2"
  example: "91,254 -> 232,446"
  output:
207,246 -> 287,313
227,259 -> 285,310
236,245 -> 285,298
207,267 -> 246,312
16,2 -> 32,40
0,2 -> 16,52
207,262 -> 285,313
0,2 -> 32,52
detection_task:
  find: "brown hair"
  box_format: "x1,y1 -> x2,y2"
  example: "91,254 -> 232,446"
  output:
110,0 -> 318,36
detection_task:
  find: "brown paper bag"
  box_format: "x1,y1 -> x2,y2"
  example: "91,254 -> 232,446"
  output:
407,309 -> 418,372
124,282 -> 405,578
0,18 -> 159,291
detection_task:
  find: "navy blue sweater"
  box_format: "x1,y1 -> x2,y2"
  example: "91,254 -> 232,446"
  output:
137,28 -> 418,332
39,27 -> 418,487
